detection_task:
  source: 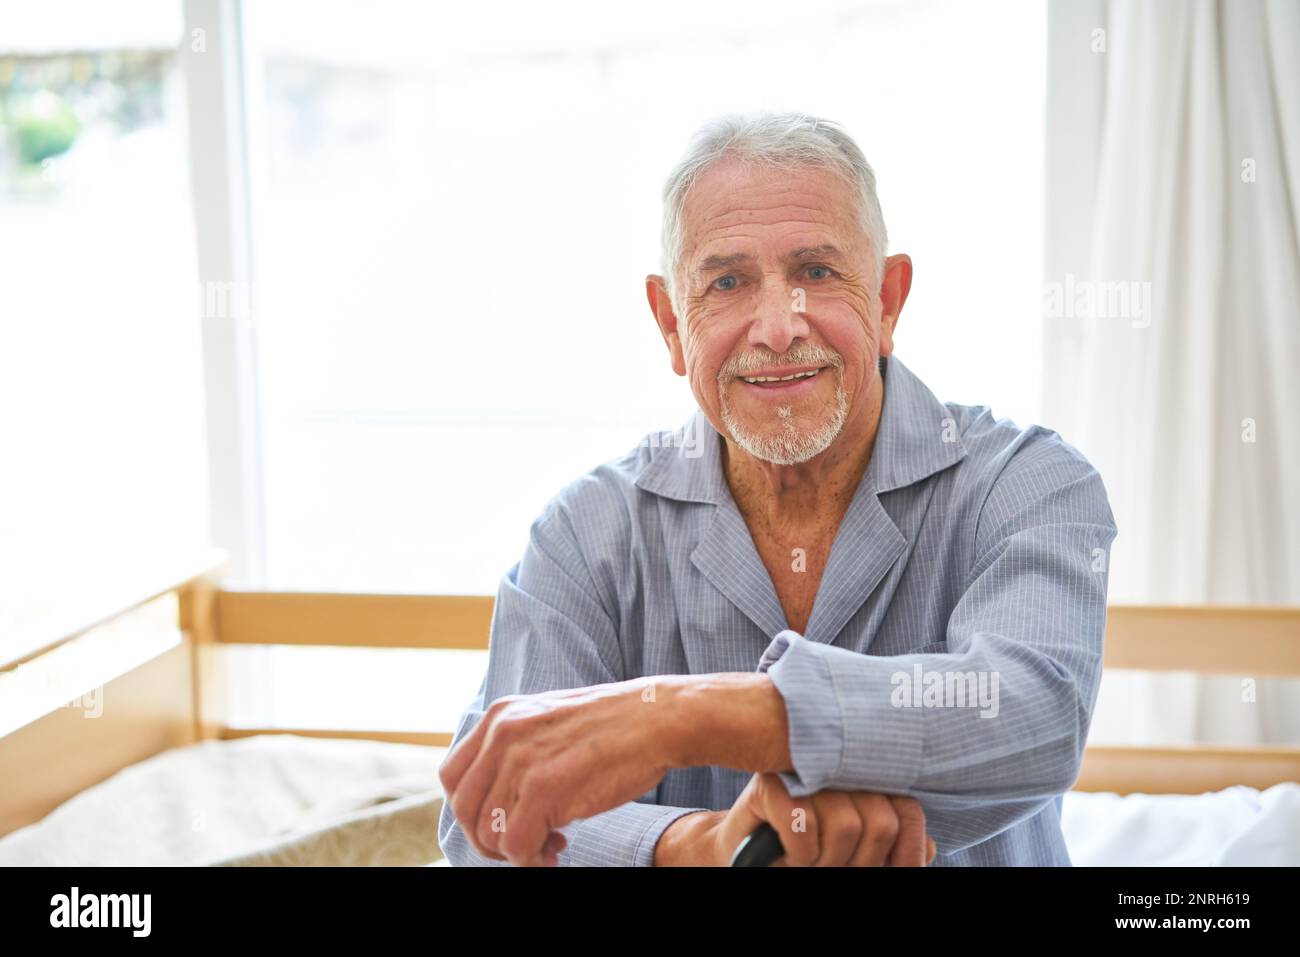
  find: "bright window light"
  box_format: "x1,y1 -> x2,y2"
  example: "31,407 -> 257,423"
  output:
242,0 -> 1046,595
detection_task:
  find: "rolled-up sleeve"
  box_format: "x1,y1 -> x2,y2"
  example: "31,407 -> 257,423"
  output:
757,455 -> 1118,854
438,504 -> 707,867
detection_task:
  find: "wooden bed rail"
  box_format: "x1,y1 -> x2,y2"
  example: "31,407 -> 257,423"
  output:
0,552 -> 229,673
209,595 -> 1300,675
1075,605 -> 1300,793
0,554 -> 227,835
1102,605 -> 1300,677
213,591 -> 494,650
1077,744 -> 1300,795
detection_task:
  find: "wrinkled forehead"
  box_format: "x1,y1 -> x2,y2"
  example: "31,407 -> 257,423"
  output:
680,158 -> 868,274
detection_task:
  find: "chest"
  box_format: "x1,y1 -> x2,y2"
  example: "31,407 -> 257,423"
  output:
749,528 -> 834,634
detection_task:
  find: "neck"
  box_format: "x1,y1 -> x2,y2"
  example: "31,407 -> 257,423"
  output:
723,370 -> 884,531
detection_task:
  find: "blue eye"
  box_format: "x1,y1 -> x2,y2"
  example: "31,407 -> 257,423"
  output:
714,275 -> 738,291
806,265 -> 832,280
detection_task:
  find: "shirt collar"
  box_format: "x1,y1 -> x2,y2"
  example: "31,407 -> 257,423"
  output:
633,353 -> 967,504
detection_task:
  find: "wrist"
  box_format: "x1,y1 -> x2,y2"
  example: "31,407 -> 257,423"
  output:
661,673 -> 790,772
653,810 -> 724,866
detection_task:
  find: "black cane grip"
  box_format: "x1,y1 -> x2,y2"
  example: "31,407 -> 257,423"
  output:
729,821 -> 785,867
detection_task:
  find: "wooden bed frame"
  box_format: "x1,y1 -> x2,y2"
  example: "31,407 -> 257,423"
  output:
2,557 -> 1298,836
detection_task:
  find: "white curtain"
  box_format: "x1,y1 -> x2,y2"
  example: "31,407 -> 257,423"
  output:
1044,0 -> 1300,747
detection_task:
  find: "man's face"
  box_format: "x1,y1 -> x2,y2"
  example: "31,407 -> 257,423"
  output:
660,158 -> 894,466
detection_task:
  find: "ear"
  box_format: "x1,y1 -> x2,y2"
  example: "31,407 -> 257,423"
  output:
645,274 -> 687,376
877,253 -> 912,358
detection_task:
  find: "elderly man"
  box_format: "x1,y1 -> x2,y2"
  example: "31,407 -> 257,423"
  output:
438,112 -> 1117,867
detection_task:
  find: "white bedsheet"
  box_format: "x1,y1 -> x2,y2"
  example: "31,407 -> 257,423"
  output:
0,734 -> 448,866
1061,783 -> 1300,866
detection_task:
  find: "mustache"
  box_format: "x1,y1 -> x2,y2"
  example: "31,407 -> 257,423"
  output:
716,343 -> 844,381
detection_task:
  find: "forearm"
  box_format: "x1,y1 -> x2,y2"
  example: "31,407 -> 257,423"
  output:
652,809 -> 725,866
661,672 -> 792,775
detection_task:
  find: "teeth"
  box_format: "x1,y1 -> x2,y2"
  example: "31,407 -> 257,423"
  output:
740,369 -> 821,384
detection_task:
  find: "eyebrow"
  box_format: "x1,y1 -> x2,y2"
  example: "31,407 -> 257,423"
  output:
697,252 -> 753,274
789,244 -> 843,262
695,244 -> 845,274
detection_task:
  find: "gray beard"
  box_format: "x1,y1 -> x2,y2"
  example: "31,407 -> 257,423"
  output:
719,372 -> 850,466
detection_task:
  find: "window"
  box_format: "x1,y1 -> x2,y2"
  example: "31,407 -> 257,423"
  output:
240,0 -> 1046,594
0,0 -> 208,665
0,0 -> 1049,739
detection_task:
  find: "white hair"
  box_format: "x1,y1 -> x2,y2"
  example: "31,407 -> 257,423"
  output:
659,111 -> 889,317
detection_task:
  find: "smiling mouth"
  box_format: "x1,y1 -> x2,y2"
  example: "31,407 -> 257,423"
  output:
738,367 -> 827,387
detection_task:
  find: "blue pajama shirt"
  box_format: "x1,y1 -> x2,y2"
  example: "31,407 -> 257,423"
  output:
439,353 -> 1118,866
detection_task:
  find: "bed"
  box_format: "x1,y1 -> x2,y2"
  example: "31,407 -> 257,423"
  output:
1,559 -> 1297,866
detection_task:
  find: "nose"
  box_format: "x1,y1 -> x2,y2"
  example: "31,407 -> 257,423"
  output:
747,275 -> 810,355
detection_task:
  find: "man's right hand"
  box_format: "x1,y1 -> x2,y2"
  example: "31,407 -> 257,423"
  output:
655,772 -> 938,866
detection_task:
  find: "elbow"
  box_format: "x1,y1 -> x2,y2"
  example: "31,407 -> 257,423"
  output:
1063,683 -> 1096,792
1033,649 -> 1099,795
1000,680 -> 1092,798
1046,681 -> 1092,794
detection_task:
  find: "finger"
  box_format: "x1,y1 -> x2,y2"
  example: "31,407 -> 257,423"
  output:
475,772 -> 520,862
496,776 -> 556,867
453,772 -> 506,862
547,830 -> 567,857
926,836 -> 937,865
847,793 -> 898,866
759,774 -> 819,867
808,791 -> 862,867
449,724 -> 510,861
439,701 -> 510,795
884,795 -> 927,867
717,774 -> 769,865
522,829 -> 567,867
727,774 -> 764,829
538,831 -> 565,867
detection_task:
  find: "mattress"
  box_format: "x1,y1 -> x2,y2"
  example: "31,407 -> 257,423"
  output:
0,734 -> 449,866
